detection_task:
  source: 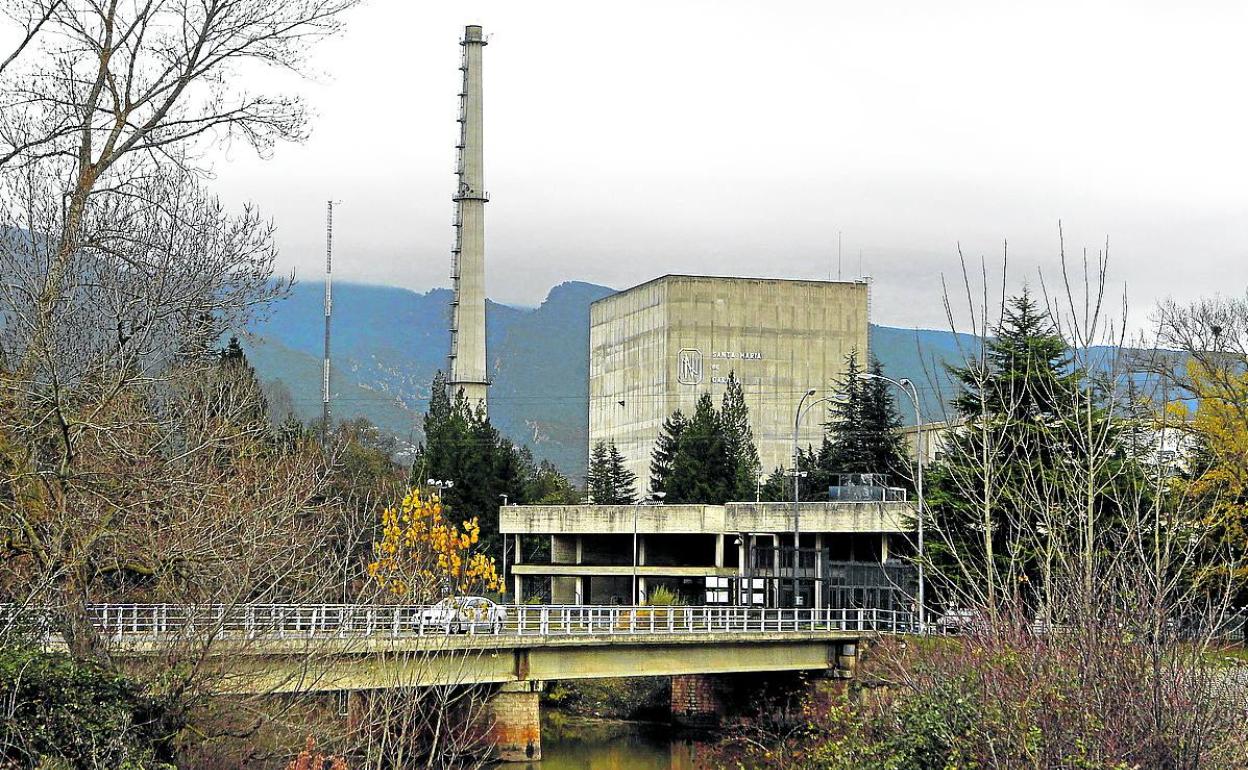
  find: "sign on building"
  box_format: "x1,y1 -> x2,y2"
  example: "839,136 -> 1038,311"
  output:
677,348 -> 703,385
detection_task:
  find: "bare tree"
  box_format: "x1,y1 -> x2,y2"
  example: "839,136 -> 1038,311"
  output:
0,0 -> 356,376
0,0 -> 359,647
899,233 -> 1248,766
348,489 -> 506,768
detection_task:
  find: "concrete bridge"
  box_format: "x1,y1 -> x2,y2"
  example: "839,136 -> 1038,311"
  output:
30,603 -> 917,761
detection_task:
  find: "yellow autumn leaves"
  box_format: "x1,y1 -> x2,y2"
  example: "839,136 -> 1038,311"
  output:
366,489 -> 503,601
1168,361 -> 1248,583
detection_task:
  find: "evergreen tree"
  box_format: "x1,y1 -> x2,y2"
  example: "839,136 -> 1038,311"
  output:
649,409 -> 687,496
721,372 -> 762,501
821,349 -> 867,475
760,466 -> 789,502
412,372 -> 527,561
815,351 -> 909,490
586,440 -> 636,504
929,289 -> 1110,606
608,442 -> 637,503
197,335 -> 269,428
666,393 -> 732,503
524,457 -> 582,505
860,357 -> 910,485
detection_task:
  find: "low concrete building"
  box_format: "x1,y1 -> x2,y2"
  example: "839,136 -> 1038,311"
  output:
501,501 -> 916,611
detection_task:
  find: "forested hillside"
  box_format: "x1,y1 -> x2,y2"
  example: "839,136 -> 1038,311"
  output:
244,280 -> 967,477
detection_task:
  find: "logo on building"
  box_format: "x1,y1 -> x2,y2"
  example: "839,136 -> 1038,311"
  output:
677,348 -> 703,385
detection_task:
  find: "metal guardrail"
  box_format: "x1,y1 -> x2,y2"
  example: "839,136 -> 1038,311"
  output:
1,604 -> 918,643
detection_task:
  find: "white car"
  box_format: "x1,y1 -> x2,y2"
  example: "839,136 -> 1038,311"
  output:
420,596 -> 507,634
936,607 -> 986,634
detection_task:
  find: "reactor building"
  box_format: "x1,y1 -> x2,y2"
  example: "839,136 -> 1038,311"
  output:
588,275 -> 871,488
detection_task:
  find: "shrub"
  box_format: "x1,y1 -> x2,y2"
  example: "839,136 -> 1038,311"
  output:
0,645 -> 180,770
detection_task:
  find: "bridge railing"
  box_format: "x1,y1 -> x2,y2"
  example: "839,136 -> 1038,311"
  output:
2,603 -> 918,642
509,605 -> 918,637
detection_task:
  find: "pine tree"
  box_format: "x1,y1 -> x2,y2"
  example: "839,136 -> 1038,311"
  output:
587,440 -> 636,504
411,371 -> 527,560
815,351 -> 909,489
650,409 -> 687,496
721,372 -> 762,501
821,349 -> 867,475
760,466 -> 789,502
930,289 -> 1107,605
860,357 -> 909,486
524,457 -> 582,505
608,442 -> 637,504
666,393 -> 732,503
205,335 -> 269,427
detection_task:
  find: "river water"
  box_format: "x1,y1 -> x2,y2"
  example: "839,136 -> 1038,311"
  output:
511,716 -> 708,769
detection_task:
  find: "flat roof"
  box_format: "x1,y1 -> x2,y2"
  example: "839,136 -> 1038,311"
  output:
501,502 -> 913,536
589,273 -> 870,307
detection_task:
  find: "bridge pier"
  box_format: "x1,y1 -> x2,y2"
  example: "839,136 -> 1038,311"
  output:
485,681 -> 542,762
835,641 -> 860,678
670,674 -> 725,727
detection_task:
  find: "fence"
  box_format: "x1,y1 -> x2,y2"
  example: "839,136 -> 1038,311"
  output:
0,604 -> 917,643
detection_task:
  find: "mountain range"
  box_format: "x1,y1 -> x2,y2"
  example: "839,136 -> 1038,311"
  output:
244,280 -> 974,480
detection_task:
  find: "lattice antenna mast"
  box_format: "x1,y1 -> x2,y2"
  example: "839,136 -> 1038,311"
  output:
322,200 -> 338,443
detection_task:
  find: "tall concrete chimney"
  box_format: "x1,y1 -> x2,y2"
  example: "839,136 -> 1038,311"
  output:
447,24 -> 490,412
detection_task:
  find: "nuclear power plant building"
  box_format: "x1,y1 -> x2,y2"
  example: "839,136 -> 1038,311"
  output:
589,275 -> 872,488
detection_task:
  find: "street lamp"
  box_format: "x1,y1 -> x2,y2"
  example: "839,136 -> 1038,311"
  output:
858,372 -> 926,633
633,490 -> 666,605
792,389 -> 834,608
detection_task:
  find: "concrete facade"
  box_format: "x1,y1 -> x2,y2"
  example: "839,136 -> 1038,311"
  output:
448,25 -> 490,410
502,502 -> 915,609
589,275 -> 870,486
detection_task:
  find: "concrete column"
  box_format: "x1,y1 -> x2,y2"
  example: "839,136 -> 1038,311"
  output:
714,534 -> 725,568
551,534 -> 578,604
670,674 -> 725,727
484,681 -> 542,762
512,534 -> 523,602
880,533 -> 890,562
344,690 -> 366,735
814,533 -> 824,611
637,535 -> 647,603
575,576 -> 584,604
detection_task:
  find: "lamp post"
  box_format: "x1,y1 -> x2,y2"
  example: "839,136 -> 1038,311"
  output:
792,389 -> 834,608
857,372 -> 926,634
633,490 -> 666,605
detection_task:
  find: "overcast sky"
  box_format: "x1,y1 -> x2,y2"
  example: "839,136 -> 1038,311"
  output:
210,0 -> 1248,330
